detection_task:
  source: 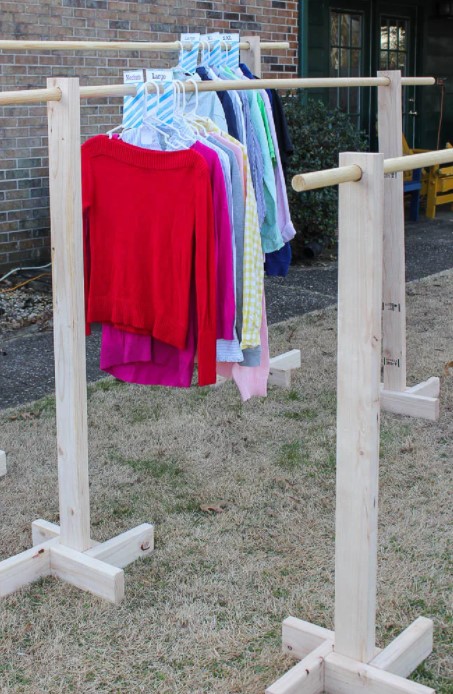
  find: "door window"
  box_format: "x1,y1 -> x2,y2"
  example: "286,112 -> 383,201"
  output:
329,10 -> 363,129
380,17 -> 409,73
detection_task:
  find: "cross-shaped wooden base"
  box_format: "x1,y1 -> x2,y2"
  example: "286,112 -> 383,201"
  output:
0,519 -> 154,603
267,616 -> 434,694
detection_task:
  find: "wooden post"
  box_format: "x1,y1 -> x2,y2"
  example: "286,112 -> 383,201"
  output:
268,150 -> 434,694
376,71 -> 440,420
240,36 -> 262,77
334,152 -> 384,661
47,78 -> 91,552
1,79 -> 154,602
377,70 -> 406,392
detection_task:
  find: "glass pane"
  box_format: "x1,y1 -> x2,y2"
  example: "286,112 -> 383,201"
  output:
380,25 -> 389,50
388,50 -> 398,69
330,46 -> 339,73
351,16 -> 361,47
350,49 -> 360,75
330,12 -> 339,46
380,50 -> 388,69
398,25 -> 406,50
328,10 -> 363,128
389,25 -> 398,50
340,14 -> 349,46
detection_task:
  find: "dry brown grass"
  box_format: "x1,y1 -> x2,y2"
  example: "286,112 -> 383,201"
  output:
0,270 -> 452,693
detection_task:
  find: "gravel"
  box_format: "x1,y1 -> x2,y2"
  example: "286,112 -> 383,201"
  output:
0,276 -> 53,338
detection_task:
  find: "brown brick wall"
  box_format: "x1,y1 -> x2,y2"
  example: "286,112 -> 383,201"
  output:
0,0 -> 298,273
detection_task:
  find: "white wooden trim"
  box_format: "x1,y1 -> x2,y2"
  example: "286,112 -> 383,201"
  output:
47,77 -> 91,552
335,153 -> 384,662
324,652 -> 435,694
50,544 -> 124,603
0,450 -> 6,477
378,70 -> 406,393
266,640 -> 333,694
85,524 -> 154,568
370,617 -> 433,678
282,617 -> 334,659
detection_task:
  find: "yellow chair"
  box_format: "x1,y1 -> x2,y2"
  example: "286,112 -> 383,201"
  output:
426,142 -> 453,218
402,134 -> 453,219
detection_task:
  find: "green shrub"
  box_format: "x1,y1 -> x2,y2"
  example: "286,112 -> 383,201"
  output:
283,97 -> 369,260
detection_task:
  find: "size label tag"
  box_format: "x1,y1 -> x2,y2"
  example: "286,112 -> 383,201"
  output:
180,32 -> 200,73
123,69 -> 144,84
221,32 -> 240,68
122,70 -> 145,128
146,69 -> 173,82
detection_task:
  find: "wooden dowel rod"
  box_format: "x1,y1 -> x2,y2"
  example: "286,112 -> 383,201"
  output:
293,148 -> 453,191
0,75 -> 437,107
0,87 -> 61,105
259,42 -> 290,49
292,165 -> 362,191
384,147 -> 453,173
0,39 -> 289,52
78,77 -> 392,99
401,77 -> 435,86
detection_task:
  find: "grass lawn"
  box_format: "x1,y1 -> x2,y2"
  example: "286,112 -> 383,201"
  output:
0,270 -> 452,693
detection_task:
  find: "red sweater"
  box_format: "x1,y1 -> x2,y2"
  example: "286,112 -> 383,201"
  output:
81,135 -> 216,386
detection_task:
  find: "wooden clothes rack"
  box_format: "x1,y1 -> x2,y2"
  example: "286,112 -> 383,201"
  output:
0,50 -> 440,613
0,36 -> 446,692
0,37 -> 299,596
266,145 -> 453,694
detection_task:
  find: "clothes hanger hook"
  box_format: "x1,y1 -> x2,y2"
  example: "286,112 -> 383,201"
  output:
185,77 -> 199,114
144,79 -> 160,119
175,39 -> 184,65
173,79 -> 181,116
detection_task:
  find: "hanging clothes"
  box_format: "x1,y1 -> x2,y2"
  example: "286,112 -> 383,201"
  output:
82,135 -> 217,386
83,72 -> 296,399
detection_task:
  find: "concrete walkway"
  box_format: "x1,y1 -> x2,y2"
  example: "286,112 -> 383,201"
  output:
1,212 -> 452,410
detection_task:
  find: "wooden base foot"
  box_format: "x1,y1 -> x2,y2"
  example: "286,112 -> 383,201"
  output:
1,519 -> 154,604
0,450 -> 6,477
380,377 -> 440,420
213,350 -> 302,390
266,640 -> 334,694
269,617 -> 434,693
269,349 -> 302,388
